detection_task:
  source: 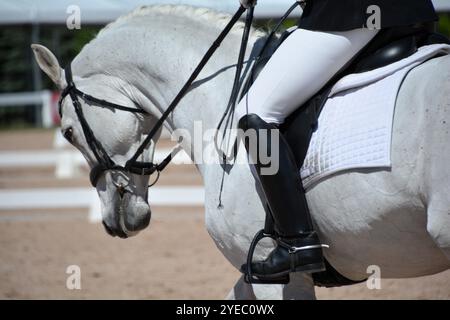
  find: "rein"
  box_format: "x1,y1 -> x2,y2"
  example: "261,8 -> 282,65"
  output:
60,3 -> 302,190
59,5 -> 248,188
214,1 -> 302,164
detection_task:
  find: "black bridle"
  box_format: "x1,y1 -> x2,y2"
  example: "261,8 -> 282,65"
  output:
60,64 -> 175,187
59,6 -> 249,188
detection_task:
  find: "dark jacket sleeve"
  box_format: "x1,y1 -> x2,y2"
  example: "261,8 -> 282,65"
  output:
298,0 -> 438,32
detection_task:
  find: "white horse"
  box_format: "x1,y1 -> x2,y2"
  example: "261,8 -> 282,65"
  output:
32,5 -> 450,299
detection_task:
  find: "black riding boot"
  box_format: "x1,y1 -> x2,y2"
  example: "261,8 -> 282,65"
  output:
238,113 -> 326,279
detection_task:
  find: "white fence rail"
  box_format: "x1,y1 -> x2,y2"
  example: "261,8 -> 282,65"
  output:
0,90 -> 55,128
0,130 -> 197,222
0,187 -> 204,222
0,129 -> 191,178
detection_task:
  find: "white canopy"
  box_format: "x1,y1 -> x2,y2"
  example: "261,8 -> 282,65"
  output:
1,0 -> 449,25
0,0 -> 302,24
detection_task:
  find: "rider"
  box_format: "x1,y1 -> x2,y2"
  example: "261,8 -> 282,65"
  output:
237,0 -> 438,280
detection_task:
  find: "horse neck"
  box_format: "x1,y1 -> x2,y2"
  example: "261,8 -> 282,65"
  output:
75,9 -> 264,171
143,23 -> 264,170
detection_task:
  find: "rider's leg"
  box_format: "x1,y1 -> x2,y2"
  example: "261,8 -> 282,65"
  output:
235,27 -> 378,123
237,27 -> 378,278
239,113 -> 325,276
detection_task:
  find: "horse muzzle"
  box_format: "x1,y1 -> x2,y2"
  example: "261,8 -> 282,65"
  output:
101,182 -> 151,238
102,202 -> 151,238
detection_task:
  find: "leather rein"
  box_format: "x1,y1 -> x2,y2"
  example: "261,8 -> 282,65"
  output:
59,5 -> 250,188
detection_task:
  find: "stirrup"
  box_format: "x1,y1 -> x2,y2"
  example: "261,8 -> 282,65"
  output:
243,230 -> 290,285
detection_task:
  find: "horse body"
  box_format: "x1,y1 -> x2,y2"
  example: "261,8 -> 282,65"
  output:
307,56 -> 450,279
33,5 -> 450,299
204,52 -> 450,279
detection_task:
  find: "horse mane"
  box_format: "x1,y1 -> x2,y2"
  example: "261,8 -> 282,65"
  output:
99,4 -> 267,40
73,4 -> 270,81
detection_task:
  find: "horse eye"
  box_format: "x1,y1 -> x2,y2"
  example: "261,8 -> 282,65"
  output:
63,127 -> 73,143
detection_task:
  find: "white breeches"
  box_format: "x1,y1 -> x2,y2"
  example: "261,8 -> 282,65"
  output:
235,27 -> 379,124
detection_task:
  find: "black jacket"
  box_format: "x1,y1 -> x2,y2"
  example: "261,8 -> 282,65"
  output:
298,0 -> 438,31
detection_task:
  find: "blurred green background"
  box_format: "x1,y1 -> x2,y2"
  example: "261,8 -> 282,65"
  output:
0,13 -> 449,129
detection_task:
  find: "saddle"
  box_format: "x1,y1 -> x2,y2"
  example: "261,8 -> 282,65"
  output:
242,23 -> 450,287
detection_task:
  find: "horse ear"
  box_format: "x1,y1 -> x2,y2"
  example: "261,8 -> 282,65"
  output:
31,44 -> 66,89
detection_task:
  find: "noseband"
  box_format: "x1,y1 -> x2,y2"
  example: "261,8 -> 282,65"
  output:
58,5 -> 251,188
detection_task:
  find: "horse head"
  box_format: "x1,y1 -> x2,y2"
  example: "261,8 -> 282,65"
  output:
32,44 -> 162,238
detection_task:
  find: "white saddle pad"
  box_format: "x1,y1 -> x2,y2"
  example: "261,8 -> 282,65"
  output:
300,44 -> 450,189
